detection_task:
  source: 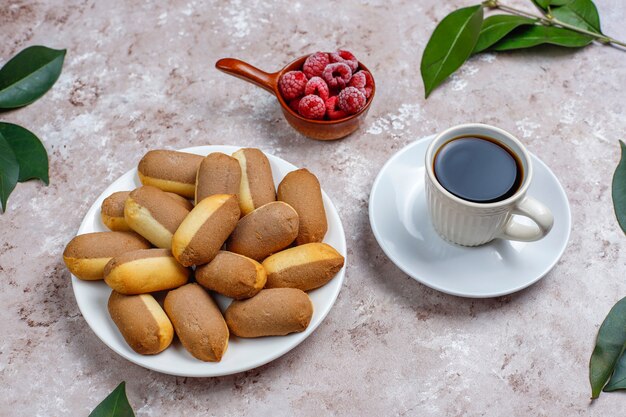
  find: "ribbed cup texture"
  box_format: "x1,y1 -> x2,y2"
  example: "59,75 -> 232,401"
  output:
425,179 -> 514,246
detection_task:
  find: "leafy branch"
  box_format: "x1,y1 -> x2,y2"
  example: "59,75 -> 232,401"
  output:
0,46 -> 66,213
421,0 -> 625,97
489,0 -> 626,47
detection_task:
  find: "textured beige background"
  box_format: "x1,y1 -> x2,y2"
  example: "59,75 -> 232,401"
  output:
1,0 -> 626,415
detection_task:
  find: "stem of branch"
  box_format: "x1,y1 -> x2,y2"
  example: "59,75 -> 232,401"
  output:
484,0 -> 626,48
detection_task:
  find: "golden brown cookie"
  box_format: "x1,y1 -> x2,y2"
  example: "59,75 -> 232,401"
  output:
108,291 -> 174,355
224,288 -> 313,337
226,201 -> 299,261
104,248 -> 190,294
124,185 -> 190,249
63,231 -> 151,280
263,243 -> 344,291
164,283 -> 229,362
232,148 -> 276,215
195,251 -> 266,299
172,194 -> 240,267
195,152 -> 241,205
102,190 -> 192,231
101,191 -> 132,231
277,169 -> 328,245
138,150 -> 203,198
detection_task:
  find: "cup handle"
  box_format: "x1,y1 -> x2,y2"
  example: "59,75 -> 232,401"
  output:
497,196 -> 554,242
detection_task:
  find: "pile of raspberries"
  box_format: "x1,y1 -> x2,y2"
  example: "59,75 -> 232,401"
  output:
278,50 -> 374,120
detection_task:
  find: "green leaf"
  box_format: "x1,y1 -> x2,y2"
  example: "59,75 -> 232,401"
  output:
612,141 -> 626,234
533,0 -> 575,9
551,0 -> 602,33
492,25 -> 593,50
89,382 -> 135,417
0,133 -> 19,213
474,15 -> 537,54
589,296 -> 626,399
532,0 -> 551,9
0,123 -> 48,184
604,351 -> 626,392
420,5 -> 484,98
0,46 -> 66,109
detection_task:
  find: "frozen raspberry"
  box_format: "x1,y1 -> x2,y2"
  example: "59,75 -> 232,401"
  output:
348,71 -> 365,89
298,94 -> 326,120
278,71 -> 307,101
330,50 -> 358,72
338,87 -> 366,115
347,74 -> 367,97
303,52 -> 330,79
361,70 -> 374,98
324,96 -> 348,120
288,98 -> 301,114
349,71 -> 374,99
322,63 -> 352,90
304,76 -> 329,101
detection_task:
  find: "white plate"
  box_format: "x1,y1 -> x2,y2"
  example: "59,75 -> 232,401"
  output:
71,145 -> 346,377
369,135 -> 571,298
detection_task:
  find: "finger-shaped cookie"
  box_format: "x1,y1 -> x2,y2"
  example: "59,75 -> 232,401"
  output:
101,191 -> 132,231
138,150 -> 203,198
164,283 -> 229,362
63,232 -> 151,280
124,186 -> 190,249
226,201 -> 298,261
263,243 -> 344,291
102,191 -> 192,232
277,169 -> 328,244
195,152 -> 241,205
172,194 -> 240,267
104,248 -> 190,294
108,291 -> 174,355
196,251 -> 266,299
224,288 -> 313,337
232,148 -> 276,215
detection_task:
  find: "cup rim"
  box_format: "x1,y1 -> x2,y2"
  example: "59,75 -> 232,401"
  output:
425,123 -> 534,209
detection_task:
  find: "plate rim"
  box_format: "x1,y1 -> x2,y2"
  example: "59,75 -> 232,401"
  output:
368,135 -> 572,298
71,145 -> 347,377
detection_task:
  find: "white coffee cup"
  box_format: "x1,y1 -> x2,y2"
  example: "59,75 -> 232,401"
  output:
424,123 -> 554,246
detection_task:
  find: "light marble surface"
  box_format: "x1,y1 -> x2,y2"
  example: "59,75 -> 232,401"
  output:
1,0 -> 626,415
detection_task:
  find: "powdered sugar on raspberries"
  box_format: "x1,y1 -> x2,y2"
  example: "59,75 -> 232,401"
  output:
322,63 -> 352,90
303,52 -> 330,79
330,50 -> 358,72
278,71 -> 307,101
298,94 -> 326,119
304,76 -> 329,101
338,87 -> 366,115
325,96 -> 348,120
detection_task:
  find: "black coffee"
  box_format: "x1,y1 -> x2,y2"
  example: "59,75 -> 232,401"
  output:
433,136 -> 522,203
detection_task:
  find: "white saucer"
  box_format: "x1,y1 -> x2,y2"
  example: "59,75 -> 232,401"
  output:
369,135 -> 571,298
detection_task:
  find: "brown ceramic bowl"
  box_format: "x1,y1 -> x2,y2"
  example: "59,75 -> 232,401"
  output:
215,55 -> 375,141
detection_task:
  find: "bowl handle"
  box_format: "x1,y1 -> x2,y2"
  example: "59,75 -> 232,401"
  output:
215,58 -> 278,94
